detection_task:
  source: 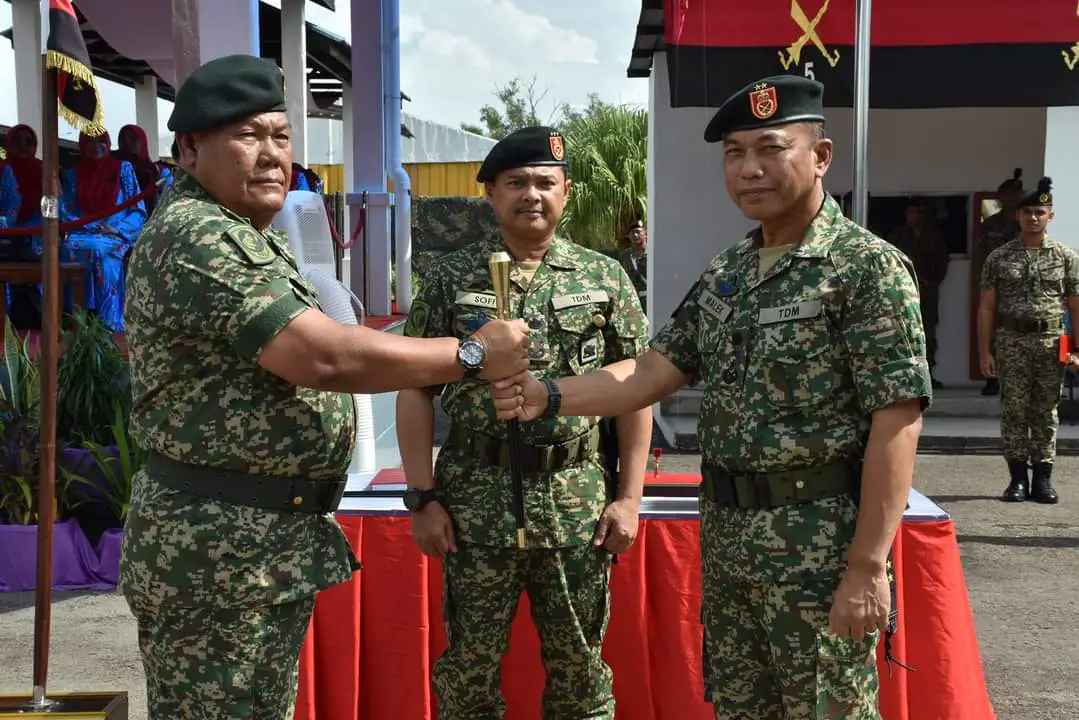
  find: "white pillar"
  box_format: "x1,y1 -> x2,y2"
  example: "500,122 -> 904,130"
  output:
12,0 -> 42,138
281,0 -> 307,165
348,0 -> 392,316
1043,107 -> 1079,253
197,0 -> 259,63
134,75 -> 160,159
340,82 -> 355,290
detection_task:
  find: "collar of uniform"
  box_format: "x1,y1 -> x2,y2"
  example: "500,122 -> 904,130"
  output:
737,193 -> 843,259
486,233 -> 579,270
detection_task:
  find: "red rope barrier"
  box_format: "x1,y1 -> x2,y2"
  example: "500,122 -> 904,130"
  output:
0,178 -> 161,237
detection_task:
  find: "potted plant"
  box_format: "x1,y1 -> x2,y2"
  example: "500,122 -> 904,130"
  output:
55,310 -> 131,544
67,401 -> 146,583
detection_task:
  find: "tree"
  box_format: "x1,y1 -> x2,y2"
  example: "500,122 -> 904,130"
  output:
460,75 -> 559,139
560,104 -> 648,250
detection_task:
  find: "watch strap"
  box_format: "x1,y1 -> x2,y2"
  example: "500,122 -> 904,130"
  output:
542,377 -> 562,419
405,487 -> 438,512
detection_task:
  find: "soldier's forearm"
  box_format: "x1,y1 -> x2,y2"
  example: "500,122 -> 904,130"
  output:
613,406 -> 652,503
559,351 -> 686,418
339,328 -> 464,395
847,399 -> 922,572
396,389 -> 437,489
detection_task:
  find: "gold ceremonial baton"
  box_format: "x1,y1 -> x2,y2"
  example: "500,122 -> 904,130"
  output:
487,251 -> 527,549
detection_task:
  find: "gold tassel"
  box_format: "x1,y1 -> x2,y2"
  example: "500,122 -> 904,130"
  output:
45,49 -> 107,136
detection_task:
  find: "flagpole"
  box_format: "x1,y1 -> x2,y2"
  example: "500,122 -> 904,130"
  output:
852,0 -> 872,226
27,55 -> 60,710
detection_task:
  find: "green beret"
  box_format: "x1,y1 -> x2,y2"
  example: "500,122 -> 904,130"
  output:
168,54 -> 287,133
476,126 -> 567,183
1018,176 -> 1053,207
704,75 -> 825,143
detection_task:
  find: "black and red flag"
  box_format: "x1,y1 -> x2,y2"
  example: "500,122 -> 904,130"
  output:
662,0 -> 1079,108
44,0 -> 105,134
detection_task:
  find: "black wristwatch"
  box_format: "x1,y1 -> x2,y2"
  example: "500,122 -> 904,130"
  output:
457,336 -> 486,378
403,487 -> 438,513
542,377 -> 562,419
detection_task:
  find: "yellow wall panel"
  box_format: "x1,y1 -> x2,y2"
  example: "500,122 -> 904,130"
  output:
308,162 -> 485,198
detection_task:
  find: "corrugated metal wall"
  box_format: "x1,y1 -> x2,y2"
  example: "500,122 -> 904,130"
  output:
309,162 -> 486,198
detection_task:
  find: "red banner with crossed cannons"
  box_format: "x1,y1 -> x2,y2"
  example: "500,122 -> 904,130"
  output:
662,0 -> 1079,108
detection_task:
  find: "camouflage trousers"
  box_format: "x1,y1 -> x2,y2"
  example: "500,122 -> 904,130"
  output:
433,542 -> 614,720
699,498 -> 880,719
127,597 -> 315,719
996,329 -> 1066,463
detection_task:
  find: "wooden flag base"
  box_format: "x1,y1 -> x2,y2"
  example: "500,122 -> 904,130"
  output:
0,692 -> 127,719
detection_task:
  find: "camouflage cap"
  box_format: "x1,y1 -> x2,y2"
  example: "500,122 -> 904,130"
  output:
1018,176 -> 1053,207
168,55 -> 287,133
704,75 -> 825,143
476,126 -> 567,182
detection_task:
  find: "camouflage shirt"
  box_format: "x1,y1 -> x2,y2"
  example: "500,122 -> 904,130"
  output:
979,211 -> 1020,260
652,194 -> 932,472
616,246 -> 647,293
120,169 -> 358,609
886,224 -> 949,287
404,234 -> 649,547
981,237 -> 1079,323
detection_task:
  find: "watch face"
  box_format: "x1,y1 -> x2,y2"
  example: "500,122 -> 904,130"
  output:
460,341 -> 485,368
403,489 -> 420,511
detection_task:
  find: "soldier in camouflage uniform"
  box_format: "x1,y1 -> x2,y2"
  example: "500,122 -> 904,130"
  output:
887,196 -> 949,388
397,126 -> 652,719
976,169 -> 1024,395
120,55 -> 529,720
616,218 -> 648,305
493,76 -> 931,719
978,176 -> 1079,505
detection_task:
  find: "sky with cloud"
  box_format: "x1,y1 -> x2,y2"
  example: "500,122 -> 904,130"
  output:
0,0 -> 648,149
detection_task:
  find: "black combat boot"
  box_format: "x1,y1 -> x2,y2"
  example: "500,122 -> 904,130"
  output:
1030,462 -> 1060,504
1001,460 -> 1029,502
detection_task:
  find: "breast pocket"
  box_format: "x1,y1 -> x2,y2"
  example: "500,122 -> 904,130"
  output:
555,305 -> 607,375
759,319 -> 839,410
697,314 -> 732,383
1040,262 -> 1065,295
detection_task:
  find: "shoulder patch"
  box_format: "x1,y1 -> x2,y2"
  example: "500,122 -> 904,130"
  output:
404,299 -> 432,337
225,225 -> 276,265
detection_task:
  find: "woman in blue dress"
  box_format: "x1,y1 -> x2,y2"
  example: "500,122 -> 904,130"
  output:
60,131 -> 147,332
113,124 -> 173,217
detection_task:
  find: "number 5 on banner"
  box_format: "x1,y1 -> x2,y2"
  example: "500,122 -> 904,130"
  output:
804,61 -> 815,80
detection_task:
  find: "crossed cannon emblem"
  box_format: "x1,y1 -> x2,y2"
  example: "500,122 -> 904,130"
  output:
778,0 -> 840,70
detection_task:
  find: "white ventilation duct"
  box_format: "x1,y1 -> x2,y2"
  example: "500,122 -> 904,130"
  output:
273,191 -> 377,489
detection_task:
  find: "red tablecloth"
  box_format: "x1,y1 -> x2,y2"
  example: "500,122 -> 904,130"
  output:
293,501 -> 995,719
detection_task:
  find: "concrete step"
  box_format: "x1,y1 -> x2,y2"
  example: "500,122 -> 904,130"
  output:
653,413 -> 1079,456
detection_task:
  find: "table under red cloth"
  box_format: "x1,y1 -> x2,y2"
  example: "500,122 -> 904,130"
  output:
294,479 -> 995,720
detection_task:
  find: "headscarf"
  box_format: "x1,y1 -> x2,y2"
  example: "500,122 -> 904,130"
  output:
75,130 -> 122,215
113,124 -> 159,213
1,124 -> 43,223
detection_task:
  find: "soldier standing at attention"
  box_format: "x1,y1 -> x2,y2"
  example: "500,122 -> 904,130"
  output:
120,55 -> 529,719
617,218 -> 648,304
396,126 -> 652,719
977,169 -> 1024,396
978,177 -> 1079,504
887,196 -> 949,389
491,76 -> 931,719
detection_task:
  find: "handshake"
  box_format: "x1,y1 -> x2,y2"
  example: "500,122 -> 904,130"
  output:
471,319 -> 551,422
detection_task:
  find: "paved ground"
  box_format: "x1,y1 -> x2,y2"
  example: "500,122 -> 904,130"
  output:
2,454 -> 1078,718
